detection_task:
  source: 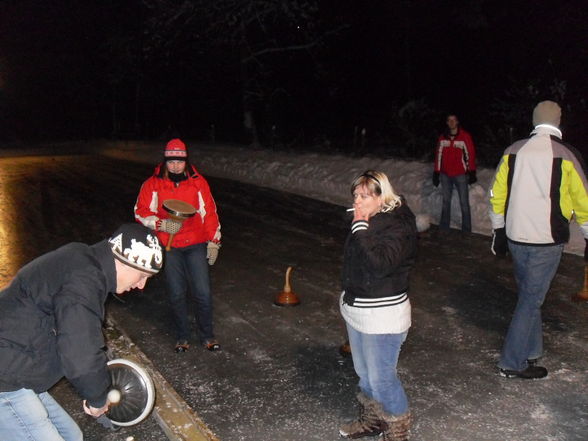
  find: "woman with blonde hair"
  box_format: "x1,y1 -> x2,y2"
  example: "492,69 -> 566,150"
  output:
339,170 -> 417,441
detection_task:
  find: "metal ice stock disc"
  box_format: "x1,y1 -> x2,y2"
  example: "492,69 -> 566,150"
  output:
106,358 -> 155,427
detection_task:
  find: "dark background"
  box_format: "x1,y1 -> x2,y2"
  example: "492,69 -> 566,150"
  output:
0,0 -> 586,164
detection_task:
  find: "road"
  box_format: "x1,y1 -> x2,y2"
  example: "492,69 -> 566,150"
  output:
1,152 -> 587,441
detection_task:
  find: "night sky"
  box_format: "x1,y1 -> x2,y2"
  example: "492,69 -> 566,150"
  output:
0,0 -> 586,160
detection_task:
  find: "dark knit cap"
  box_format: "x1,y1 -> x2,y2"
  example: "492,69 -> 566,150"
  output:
108,223 -> 163,274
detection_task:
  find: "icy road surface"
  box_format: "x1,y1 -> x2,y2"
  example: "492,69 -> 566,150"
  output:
0,153 -> 587,441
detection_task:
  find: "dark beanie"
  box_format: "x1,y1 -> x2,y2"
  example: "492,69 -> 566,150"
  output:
109,223 -> 163,274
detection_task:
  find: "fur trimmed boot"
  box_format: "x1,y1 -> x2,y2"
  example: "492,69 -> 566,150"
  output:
339,392 -> 382,439
379,410 -> 412,441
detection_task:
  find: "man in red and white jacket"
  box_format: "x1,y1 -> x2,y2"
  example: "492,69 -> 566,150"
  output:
135,138 -> 222,352
432,114 -> 477,232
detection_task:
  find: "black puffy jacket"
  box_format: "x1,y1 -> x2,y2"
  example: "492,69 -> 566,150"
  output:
0,240 -> 115,407
342,202 -> 418,305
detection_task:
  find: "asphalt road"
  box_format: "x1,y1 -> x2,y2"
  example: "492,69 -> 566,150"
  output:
1,152 -> 587,441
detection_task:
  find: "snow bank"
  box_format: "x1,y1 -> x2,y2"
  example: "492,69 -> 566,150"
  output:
100,140 -> 584,256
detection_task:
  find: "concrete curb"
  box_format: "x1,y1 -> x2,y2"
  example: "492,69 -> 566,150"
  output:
105,316 -> 220,441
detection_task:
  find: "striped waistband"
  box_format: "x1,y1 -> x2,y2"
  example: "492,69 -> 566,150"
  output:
351,292 -> 408,308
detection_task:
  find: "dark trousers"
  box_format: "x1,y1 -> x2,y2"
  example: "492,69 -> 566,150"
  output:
440,173 -> 471,232
165,243 -> 214,343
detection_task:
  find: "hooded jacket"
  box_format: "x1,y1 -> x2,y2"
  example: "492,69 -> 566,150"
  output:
0,240 -> 115,407
434,128 -> 476,177
134,163 -> 221,248
342,202 -> 418,306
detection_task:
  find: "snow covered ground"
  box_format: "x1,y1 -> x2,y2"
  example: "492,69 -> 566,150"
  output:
2,145 -> 586,441
100,140 -> 585,256
2,139 -> 581,254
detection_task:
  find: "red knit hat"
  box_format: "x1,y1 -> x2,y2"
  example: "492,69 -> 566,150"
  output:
164,139 -> 188,159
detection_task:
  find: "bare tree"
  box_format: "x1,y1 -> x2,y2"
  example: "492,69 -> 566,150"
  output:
141,0 -> 334,145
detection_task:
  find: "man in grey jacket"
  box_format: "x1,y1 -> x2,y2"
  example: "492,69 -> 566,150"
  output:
489,101 -> 588,379
0,223 -> 163,441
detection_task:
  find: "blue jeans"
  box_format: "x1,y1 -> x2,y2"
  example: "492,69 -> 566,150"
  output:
499,242 -> 564,371
439,173 -> 471,232
166,243 -> 214,343
346,324 -> 409,415
0,389 -> 82,441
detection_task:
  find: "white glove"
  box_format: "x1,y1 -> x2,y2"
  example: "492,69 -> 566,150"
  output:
207,242 -> 220,265
156,218 -> 182,234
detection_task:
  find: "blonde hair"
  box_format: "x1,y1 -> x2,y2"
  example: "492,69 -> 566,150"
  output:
350,170 -> 402,213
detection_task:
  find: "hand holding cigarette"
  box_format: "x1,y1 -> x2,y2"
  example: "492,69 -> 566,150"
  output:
347,206 -> 369,222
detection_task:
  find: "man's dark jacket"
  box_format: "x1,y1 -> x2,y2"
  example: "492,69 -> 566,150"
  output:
0,240 -> 115,407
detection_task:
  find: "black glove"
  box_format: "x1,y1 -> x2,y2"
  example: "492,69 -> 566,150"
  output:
491,228 -> 508,256
432,172 -> 440,187
468,170 -> 477,185
584,238 -> 588,262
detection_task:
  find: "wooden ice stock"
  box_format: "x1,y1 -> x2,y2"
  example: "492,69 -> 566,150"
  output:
162,199 -> 197,252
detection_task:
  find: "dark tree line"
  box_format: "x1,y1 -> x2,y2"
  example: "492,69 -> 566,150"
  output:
0,0 -> 586,163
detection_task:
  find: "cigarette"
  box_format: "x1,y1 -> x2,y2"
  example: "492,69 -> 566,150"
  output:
346,208 -> 355,212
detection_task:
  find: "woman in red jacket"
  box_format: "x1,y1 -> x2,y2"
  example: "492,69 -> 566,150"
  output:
135,139 -> 222,352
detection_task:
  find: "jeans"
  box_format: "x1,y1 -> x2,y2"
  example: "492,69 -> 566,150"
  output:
166,243 -> 214,343
439,173 -> 471,232
0,389 -> 82,441
347,324 -> 409,415
499,242 -> 564,371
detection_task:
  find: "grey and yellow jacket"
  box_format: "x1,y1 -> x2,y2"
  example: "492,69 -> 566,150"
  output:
489,125 -> 588,245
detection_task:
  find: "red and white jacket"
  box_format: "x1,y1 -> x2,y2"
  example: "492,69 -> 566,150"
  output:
134,164 -> 221,248
434,128 -> 476,177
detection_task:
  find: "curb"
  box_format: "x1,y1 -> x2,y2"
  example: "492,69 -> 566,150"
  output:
105,316 -> 220,441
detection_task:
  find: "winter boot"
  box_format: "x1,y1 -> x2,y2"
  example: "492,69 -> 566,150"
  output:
379,410 -> 412,441
174,340 -> 190,353
339,392 -> 382,439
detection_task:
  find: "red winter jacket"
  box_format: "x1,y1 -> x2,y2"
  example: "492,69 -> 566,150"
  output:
434,128 -> 476,177
134,164 -> 221,248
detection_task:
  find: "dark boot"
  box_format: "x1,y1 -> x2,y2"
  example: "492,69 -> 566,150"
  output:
379,410 -> 412,441
339,392 -> 382,439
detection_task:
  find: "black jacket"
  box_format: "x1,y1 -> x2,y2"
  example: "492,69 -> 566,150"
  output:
0,240 -> 116,407
342,203 -> 417,305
